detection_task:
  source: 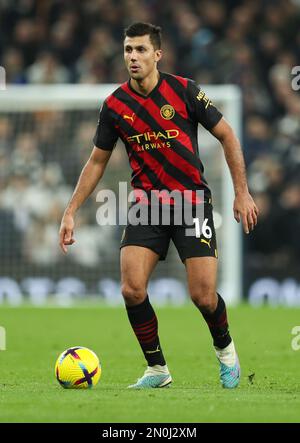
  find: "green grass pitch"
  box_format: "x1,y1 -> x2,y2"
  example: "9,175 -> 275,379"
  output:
0,304 -> 299,423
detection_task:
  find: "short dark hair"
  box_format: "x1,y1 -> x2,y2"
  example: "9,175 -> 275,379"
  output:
124,22 -> 162,49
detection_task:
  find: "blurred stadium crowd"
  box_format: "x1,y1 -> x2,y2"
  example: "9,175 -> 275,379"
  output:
0,0 -> 300,290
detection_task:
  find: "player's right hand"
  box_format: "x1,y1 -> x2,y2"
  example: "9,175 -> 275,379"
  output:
59,213 -> 76,254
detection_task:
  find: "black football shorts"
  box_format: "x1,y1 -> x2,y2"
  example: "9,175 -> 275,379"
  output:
120,202 -> 218,262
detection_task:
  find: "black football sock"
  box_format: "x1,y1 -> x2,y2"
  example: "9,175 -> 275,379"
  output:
198,293 -> 232,349
125,295 -> 166,367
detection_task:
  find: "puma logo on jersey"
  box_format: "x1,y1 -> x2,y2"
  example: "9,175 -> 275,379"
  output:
145,346 -> 160,354
123,113 -> 135,123
201,238 -> 211,248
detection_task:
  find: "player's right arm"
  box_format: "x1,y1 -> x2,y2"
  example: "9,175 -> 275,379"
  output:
60,99 -> 118,253
59,147 -> 112,253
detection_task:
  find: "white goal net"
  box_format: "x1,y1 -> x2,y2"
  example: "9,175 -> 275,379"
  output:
0,84 -> 242,306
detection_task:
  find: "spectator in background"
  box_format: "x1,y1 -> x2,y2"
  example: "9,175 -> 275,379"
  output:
13,18 -> 39,66
244,115 -> 274,166
49,11 -> 82,67
279,182 -> 300,261
0,117 -> 13,151
26,50 -> 70,83
11,133 -> 42,180
1,48 -> 27,84
245,191 -> 282,258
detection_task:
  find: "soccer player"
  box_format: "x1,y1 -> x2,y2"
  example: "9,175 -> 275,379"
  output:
59,22 -> 258,389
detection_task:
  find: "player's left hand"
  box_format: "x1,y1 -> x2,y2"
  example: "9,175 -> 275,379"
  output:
59,213 -> 76,253
233,192 -> 259,234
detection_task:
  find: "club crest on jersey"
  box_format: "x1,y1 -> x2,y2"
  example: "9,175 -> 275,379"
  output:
160,104 -> 175,120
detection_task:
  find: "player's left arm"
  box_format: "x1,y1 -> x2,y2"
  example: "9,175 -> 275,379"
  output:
210,117 -> 259,234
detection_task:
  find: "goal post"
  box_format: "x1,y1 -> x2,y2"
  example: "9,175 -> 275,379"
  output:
217,85 -> 243,306
0,84 -> 242,306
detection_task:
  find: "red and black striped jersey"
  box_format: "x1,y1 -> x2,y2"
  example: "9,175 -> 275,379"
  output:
93,72 -> 222,202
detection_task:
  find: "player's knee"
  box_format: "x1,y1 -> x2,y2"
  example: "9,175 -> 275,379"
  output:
190,286 -> 216,313
121,283 -> 147,305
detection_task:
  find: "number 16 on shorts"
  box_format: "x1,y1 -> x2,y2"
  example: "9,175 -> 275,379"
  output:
193,218 -> 212,239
